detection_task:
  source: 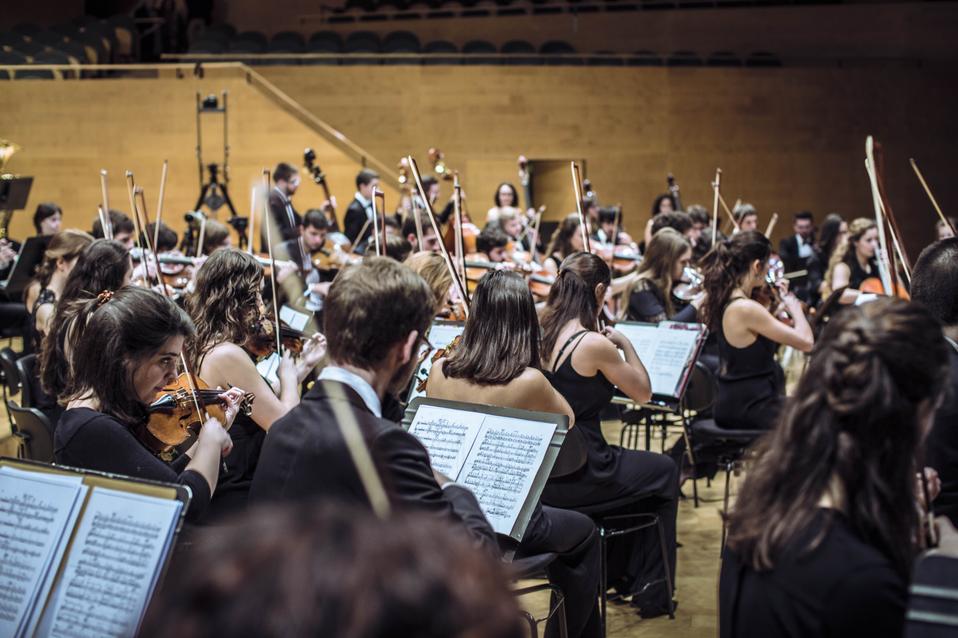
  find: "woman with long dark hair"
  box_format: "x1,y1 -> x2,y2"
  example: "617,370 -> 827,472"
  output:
720,298 -> 949,638
623,228 -> 702,323
426,270 -> 601,638
699,231 -> 813,431
543,214 -> 585,274
52,287 -> 243,523
538,251 -> 678,617
24,229 -> 93,347
39,239 -> 133,404
185,249 -> 325,521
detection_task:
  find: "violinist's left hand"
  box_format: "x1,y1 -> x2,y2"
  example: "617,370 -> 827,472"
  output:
296,333 -> 328,381
217,386 -> 248,430
276,262 -> 298,285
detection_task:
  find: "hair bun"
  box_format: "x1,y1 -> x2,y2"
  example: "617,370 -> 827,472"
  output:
96,290 -> 114,307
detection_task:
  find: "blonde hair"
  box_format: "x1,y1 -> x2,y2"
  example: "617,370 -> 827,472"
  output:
823,217 -> 875,296
404,251 -> 452,314
624,228 -> 690,318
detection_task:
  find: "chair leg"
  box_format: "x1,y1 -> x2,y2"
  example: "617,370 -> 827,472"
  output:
720,461 -> 733,553
692,476 -> 699,508
655,518 -> 676,620
520,610 -> 539,638
599,526 -> 607,638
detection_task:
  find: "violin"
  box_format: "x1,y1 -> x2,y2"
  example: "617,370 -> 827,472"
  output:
311,236 -> 359,273
139,373 -> 255,456
247,317 -> 308,359
415,333 -> 462,393
672,266 -> 703,302
860,276 -> 910,300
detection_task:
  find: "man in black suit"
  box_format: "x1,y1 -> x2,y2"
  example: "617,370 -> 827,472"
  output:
251,257 -> 601,638
778,210 -> 820,305
262,162 -> 302,252
343,168 -> 380,252
911,238 -> 958,527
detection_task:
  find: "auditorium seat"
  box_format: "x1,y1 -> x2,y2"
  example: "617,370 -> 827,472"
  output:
540,40 -> 581,65
233,31 -> 269,49
462,39 -> 496,65
0,50 -> 27,79
204,23 -> 237,41
188,38 -> 226,54
383,30 -> 420,64
666,50 -> 703,66
107,14 -> 139,59
422,39 -> 458,64
588,50 -> 625,66
746,51 -> 782,67
270,31 -> 307,52
342,31 -> 381,65
500,39 -> 538,65
627,50 -> 664,66
308,31 -> 344,52
707,50 -> 743,66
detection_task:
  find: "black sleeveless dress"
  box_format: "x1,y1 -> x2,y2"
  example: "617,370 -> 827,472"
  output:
846,255 -> 879,290
714,302 -> 785,431
542,330 -> 678,606
30,288 -> 63,426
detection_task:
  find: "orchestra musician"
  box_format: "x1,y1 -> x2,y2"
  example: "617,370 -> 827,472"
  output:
623,228 -> 702,323
403,251 -> 454,315
201,219 -> 233,255
936,217 -> 957,240
543,214 -> 585,274
910,238 -> 958,525
699,231 -> 813,431
778,211 -> 818,305
814,214 -> 848,296
538,252 -> 678,618
33,202 -> 63,237
40,239 -> 133,405
25,229 -> 93,347
486,182 -> 524,224
401,214 -> 441,253
344,168 -> 381,250
720,298 -> 949,638
51,286 -> 243,523
250,256 -> 499,551
822,217 -> 879,304
472,228 -> 511,263
686,205 -> 709,249
92,209 -> 136,248
732,204 -> 759,233
185,250 -> 325,521
264,162 -> 303,250
425,270 -> 602,638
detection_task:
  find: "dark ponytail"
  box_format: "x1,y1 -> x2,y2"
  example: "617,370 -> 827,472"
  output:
699,230 -> 771,332
539,252 -> 610,365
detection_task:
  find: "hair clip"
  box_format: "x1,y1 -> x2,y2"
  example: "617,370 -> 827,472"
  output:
96,290 -> 114,307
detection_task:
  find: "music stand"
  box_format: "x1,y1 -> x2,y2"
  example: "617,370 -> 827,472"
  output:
0,235 -> 51,297
0,175 -> 33,238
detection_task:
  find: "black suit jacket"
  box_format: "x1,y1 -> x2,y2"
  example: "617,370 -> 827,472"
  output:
249,380 -> 497,552
344,197 -> 372,247
778,235 -> 803,274
262,189 -> 302,251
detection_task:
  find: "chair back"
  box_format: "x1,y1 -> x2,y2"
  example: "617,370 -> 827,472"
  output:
682,361 -> 716,417
550,426 -> 588,478
15,354 -> 37,408
906,553 -> 958,637
8,399 -> 54,462
0,347 -> 21,397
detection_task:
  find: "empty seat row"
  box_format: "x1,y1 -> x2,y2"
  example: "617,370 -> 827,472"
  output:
0,15 -> 139,66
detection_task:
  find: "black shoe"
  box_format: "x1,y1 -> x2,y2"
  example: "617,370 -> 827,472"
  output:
636,598 -> 677,619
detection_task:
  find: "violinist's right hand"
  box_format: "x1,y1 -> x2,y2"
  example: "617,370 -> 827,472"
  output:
278,350 -> 298,390
217,387 -> 248,430
0,240 -> 16,269
199,417 -> 233,458
601,326 -> 630,351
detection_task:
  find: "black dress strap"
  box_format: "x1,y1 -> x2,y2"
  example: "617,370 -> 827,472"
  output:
552,330 -> 590,373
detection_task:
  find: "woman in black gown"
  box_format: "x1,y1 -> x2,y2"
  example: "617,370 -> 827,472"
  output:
720,298 -> 950,638
699,231 -> 813,431
538,251 -> 678,617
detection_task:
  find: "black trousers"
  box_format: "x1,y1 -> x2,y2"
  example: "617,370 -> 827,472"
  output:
0,301 -> 31,353
518,505 -> 602,638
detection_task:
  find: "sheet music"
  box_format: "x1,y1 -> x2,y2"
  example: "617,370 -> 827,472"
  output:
0,468 -> 86,638
408,404 -> 484,478
41,488 -> 182,638
280,305 -> 310,331
458,416 -> 556,536
616,323 -> 702,397
408,322 -> 465,402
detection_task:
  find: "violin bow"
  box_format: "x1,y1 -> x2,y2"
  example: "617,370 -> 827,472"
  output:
154,160 -> 168,254
129,177 -> 213,436
408,155 -> 470,312
711,168 -> 722,247
99,169 -> 113,240
453,172 -> 467,284
372,187 -> 387,257
262,169 -> 283,357
247,185 -> 257,255
910,158 -> 956,237
571,162 -> 591,252
864,136 -> 895,295
717,191 -> 740,234
872,140 -> 912,283
124,172 -> 144,253
96,205 -> 110,242
764,212 -> 779,239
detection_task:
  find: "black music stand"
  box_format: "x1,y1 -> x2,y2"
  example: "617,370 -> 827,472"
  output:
0,175 -> 33,237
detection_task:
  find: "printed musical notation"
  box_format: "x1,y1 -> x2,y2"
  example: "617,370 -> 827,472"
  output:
409,408 -> 556,538
0,468 -> 86,638
616,323 -> 703,397
43,488 -> 181,638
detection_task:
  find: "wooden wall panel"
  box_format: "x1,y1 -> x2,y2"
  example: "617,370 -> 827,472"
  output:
0,69 -> 398,242
259,65 -> 958,254
2,63 -> 956,258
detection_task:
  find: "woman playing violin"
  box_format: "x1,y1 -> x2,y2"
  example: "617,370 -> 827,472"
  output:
185,249 -> 325,520
404,251 -> 454,315
700,231 -> 813,432
623,228 -> 703,323
543,214 -> 585,274
823,217 -> 879,304
52,287 -> 243,523
25,229 -> 93,347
